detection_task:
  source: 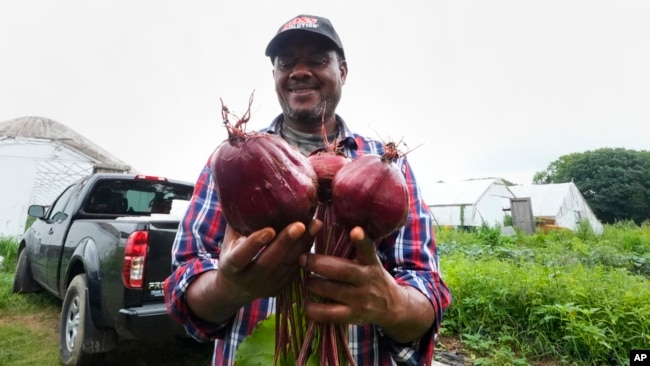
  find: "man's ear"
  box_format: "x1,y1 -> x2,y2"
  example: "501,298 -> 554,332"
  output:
339,59 -> 348,84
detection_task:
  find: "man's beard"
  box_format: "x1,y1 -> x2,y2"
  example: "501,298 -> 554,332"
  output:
280,96 -> 338,126
284,102 -> 325,125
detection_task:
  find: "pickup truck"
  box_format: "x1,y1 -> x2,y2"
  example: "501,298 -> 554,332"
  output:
12,173 -> 195,366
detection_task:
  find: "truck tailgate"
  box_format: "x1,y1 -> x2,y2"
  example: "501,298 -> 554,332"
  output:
142,221 -> 179,302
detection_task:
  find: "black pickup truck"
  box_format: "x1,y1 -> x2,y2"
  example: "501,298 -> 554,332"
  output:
12,173 -> 195,366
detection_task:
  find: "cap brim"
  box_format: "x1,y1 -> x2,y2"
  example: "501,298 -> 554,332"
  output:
265,29 -> 343,58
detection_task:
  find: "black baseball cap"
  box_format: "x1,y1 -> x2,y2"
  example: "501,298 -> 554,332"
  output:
265,14 -> 345,60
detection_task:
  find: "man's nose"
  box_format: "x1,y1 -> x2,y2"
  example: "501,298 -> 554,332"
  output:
290,62 -> 311,78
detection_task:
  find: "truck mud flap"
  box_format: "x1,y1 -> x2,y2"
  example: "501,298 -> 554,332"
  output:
82,288 -> 118,353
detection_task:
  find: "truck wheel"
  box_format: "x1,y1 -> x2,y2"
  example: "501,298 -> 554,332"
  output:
12,248 -> 41,293
59,274 -> 106,366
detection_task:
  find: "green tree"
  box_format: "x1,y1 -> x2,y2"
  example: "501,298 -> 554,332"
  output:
533,152 -> 581,184
534,148 -> 650,224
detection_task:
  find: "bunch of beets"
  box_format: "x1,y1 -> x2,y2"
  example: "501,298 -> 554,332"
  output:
213,95 -> 409,365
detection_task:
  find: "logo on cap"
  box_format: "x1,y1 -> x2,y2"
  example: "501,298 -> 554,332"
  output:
281,17 -> 319,32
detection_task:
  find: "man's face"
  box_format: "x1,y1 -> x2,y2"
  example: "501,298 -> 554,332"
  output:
272,35 -> 347,127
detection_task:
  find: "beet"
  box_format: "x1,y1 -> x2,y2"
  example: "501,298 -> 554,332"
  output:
295,144 -> 410,365
306,109 -> 351,203
211,95 -> 319,235
331,146 -> 409,240
308,149 -> 351,203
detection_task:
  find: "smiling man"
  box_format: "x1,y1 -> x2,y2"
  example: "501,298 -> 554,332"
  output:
267,16 -> 346,139
164,14 -> 451,366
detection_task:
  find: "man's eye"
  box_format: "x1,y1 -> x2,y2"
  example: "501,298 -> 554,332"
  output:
276,54 -> 329,70
309,56 -> 329,66
277,58 -> 294,69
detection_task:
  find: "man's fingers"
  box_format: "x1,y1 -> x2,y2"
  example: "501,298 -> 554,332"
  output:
222,226 -> 275,272
304,299 -> 355,324
307,219 -> 324,237
246,221 -> 319,271
350,226 -> 381,266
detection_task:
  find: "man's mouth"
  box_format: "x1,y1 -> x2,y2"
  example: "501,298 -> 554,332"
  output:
288,86 -> 318,94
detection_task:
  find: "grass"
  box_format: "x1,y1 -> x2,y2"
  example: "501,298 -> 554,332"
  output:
0,237 -> 62,366
0,312 -> 60,366
3,221 -> 650,366
0,236 -> 213,366
436,221 -> 650,365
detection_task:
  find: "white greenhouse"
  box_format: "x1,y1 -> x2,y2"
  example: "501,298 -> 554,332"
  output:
510,182 -> 604,234
0,116 -> 137,238
426,178 -> 515,228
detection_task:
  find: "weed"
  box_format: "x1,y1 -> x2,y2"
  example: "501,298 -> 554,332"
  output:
3,224 -> 650,365
0,236 -> 19,273
438,223 -> 650,364
0,237 -> 213,365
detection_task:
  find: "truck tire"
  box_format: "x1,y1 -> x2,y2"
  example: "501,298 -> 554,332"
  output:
60,274 -> 107,366
12,249 -> 41,293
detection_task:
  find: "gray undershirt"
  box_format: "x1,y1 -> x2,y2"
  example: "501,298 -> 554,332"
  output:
280,123 -> 339,156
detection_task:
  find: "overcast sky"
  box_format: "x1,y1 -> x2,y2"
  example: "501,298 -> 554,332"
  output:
1,1 -> 648,202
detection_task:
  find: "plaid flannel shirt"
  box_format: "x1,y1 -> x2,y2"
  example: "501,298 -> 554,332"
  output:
164,115 -> 451,365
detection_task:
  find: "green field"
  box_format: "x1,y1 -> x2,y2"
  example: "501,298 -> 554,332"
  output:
0,237 -> 213,366
2,221 -> 649,365
436,221 -> 650,365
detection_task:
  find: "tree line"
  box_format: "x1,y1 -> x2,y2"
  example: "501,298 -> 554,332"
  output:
533,147 -> 650,224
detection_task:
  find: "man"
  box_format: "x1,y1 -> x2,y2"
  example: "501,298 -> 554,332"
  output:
164,14 -> 451,365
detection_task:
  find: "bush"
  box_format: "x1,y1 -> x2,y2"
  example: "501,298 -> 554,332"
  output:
0,237 -> 19,273
436,223 -> 650,365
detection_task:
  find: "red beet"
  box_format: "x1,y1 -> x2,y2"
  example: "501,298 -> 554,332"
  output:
308,149 -> 351,203
306,107 -> 351,203
331,145 -> 409,240
212,95 -> 319,235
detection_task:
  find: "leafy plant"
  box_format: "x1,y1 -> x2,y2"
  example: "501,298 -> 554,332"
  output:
437,222 -> 650,364
0,236 -> 19,273
1,236 -> 213,365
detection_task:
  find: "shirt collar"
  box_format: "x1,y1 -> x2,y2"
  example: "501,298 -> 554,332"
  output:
262,114 -> 358,152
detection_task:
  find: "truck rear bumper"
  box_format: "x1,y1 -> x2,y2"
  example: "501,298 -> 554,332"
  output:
116,303 -> 188,339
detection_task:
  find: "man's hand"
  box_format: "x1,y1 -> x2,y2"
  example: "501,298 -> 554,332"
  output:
186,219 -> 322,324
299,226 -> 435,343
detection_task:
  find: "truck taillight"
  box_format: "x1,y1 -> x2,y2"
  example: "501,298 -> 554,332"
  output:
123,230 -> 148,289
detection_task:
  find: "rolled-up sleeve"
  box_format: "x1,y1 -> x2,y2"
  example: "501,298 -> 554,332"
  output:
163,155 -> 231,341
